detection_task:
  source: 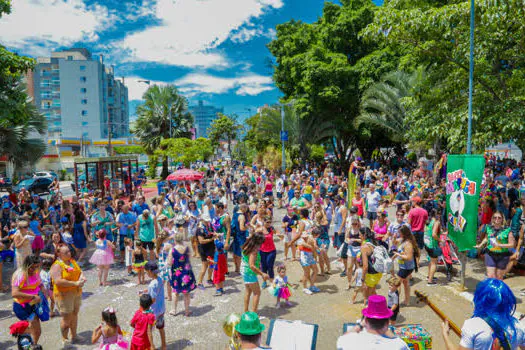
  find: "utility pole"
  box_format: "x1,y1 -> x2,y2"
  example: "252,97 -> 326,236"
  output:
281,105 -> 286,172
108,110 -> 112,156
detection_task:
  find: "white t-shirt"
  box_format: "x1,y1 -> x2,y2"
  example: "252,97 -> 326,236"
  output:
460,317 -> 525,349
276,178 -> 284,193
337,331 -> 409,350
366,191 -> 382,213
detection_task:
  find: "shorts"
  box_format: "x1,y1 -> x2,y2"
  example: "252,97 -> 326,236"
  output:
367,212 -> 378,221
243,272 -> 258,284
199,246 -> 215,262
300,251 -> 316,267
485,253 -> 510,270
317,238 -> 330,251
56,291 -> 81,315
277,192 -> 283,199
155,314 -> 165,329
283,231 -> 292,243
264,191 -> 273,197
141,240 -> 154,251
390,308 -> 399,321
425,246 -> 442,259
364,273 -> 382,288
412,231 -> 425,249
303,194 -> 313,201
347,245 -> 361,258
397,268 -> 414,279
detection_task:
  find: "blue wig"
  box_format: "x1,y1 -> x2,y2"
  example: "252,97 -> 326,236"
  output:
472,278 -> 517,340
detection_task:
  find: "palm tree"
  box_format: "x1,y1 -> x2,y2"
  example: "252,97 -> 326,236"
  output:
0,76 -> 46,173
356,69 -> 424,142
133,85 -> 193,179
257,105 -> 334,161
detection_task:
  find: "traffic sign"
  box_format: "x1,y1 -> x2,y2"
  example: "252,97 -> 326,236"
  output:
280,131 -> 288,141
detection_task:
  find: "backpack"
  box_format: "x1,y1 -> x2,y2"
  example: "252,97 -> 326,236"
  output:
367,242 -> 393,273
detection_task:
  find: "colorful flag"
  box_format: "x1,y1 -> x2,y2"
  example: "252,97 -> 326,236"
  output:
347,161 -> 357,208
446,155 -> 485,251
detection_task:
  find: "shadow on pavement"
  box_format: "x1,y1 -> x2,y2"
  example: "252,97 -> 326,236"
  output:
166,338 -> 193,349
191,304 -> 214,317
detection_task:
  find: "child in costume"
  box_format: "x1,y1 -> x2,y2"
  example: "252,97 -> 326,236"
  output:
207,239 -> 227,296
91,307 -> 129,349
350,259 -> 364,304
89,229 -> 115,286
124,238 -> 134,276
132,241 -> 147,285
269,264 -> 292,308
130,294 -> 155,350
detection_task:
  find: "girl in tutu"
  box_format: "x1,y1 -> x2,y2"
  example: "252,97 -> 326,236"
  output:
269,264 -> 292,308
132,241 -> 147,285
29,212 -> 44,255
91,307 -> 129,349
89,229 -> 115,286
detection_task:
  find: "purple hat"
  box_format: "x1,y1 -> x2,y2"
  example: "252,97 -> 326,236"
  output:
362,295 -> 393,319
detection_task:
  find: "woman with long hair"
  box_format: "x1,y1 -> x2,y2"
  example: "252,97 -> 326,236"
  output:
72,203 -> 89,264
345,216 -> 363,289
442,278 -> 525,349
360,227 -> 382,304
392,225 -> 419,305
240,232 -> 269,312
477,211 -> 515,280
232,203 -> 250,273
424,208 -> 442,285
11,254 -> 48,345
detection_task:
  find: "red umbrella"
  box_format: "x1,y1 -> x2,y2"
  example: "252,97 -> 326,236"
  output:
166,169 -> 204,181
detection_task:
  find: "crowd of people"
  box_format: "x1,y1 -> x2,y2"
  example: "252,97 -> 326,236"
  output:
0,153 -> 524,349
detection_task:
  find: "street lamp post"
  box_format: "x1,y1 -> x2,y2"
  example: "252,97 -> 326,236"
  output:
281,105 -> 285,172
467,0 -> 474,155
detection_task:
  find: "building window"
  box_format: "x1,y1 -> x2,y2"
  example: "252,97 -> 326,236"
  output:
81,110 -> 88,116
67,56 -> 73,61
80,65 -> 86,71
80,76 -> 87,83
80,88 -> 87,93
81,99 -> 88,105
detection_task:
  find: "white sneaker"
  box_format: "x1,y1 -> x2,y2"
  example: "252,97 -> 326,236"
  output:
303,288 -> 313,295
276,302 -> 281,309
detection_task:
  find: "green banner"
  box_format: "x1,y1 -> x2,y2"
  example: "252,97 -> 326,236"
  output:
446,154 -> 485,251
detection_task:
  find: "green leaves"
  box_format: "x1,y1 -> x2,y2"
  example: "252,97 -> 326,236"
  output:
155,137 -> 213,168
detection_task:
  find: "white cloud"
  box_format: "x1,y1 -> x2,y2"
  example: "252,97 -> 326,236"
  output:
230,26 -> 277,44
176,73 -> 274,96
126,72 -> 274,101
118,0 -> 283,68
0,0 -> 116,55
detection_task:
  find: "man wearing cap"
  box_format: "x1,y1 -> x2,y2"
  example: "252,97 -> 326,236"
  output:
235,311 -> 270,349
407,196 -> 428,261
337,295 -> 409,349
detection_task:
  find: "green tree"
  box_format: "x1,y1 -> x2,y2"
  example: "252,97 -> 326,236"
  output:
133,85 -> 193,179
0,76 -> 47,171
207,114 -> 241,159
113,145 -> 144,155
155,137 -> 213,168
255,105 -> 334,162
268,0 -> 401,170
357,69 -> 425,142
362,0 -> 525,152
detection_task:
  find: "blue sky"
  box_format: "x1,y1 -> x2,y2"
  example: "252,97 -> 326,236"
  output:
1,0 -> 379,121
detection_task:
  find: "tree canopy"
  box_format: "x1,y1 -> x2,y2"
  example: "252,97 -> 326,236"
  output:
207,113 -> 241,158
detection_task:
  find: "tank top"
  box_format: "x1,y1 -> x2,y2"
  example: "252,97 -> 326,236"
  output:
352,198 -> 364,216
347,229 -> 361,247
12,271 -> 41,304
397,241 -> 416,270
241,252 -> 260,279
424,219 -> 438,249
52,259 -> 82,294
373,221 -> 388,241
265,182 -> 273,192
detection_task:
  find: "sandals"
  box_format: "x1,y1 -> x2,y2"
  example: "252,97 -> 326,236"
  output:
169,310 -> 178,316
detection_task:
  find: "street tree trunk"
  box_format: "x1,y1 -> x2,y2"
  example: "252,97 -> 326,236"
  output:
161,156 -> 169,179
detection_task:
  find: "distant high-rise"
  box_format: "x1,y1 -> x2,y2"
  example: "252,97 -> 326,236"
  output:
189,100 -> 223,138
32,48 -> 129,140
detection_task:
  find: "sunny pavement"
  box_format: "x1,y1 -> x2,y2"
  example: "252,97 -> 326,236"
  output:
0,202 -> 523,350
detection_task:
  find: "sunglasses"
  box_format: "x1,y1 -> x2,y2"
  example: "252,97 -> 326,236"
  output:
493,217 -> 503,220
20,225 -> 29,229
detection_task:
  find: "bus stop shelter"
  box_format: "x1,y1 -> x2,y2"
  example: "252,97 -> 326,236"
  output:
73,155 -> 139,197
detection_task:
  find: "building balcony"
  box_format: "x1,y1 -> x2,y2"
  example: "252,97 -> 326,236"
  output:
52,80 -> 60,85
40,71 -> 51,77
40,83 -> 51,88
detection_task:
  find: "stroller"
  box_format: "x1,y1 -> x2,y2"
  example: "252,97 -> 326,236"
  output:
437,231 -> 460,281
9,321 -> 42,350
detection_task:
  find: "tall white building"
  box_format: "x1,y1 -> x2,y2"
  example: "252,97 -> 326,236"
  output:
32,48 -> 129,140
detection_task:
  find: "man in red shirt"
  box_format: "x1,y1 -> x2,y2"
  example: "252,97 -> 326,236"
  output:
408,196 -> 428,264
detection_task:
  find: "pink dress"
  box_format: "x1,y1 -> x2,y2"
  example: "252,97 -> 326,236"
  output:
89,239 -> 114,266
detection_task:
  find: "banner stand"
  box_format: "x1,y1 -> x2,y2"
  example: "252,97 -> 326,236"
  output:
458,252 -> 468,291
